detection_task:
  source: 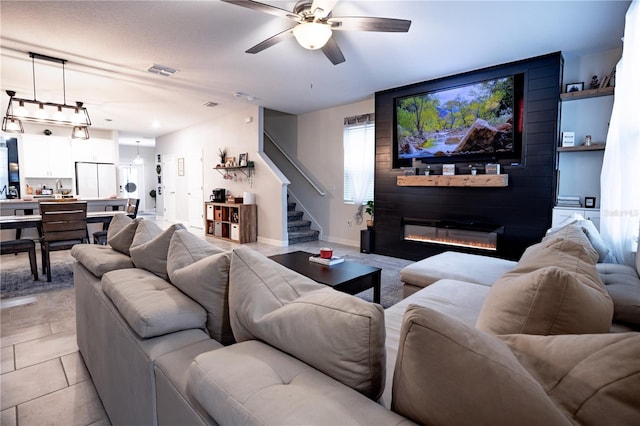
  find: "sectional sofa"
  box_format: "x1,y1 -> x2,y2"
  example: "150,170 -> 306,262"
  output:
71,214 -> 640,425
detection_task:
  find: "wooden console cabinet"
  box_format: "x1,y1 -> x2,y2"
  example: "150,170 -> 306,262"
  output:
204,202 -> 257,243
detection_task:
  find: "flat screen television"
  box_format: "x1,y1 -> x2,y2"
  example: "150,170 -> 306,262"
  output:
394,73 -> 524,167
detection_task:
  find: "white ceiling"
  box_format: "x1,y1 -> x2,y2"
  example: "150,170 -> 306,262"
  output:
0,1 -> 630,144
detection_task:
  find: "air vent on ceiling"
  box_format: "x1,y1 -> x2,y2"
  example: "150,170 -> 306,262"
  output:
203,101 -> 219,107
147,64 -> 178,76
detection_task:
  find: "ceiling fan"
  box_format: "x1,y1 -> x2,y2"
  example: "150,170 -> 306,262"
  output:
220,0 -> 411,65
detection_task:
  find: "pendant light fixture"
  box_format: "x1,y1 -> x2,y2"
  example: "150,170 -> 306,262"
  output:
133,141 -> 144,165
2,52 -> 91,139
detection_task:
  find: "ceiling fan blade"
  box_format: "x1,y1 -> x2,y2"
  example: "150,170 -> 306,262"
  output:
246,27 -> 295,54
220,0 -> 300,22
311,0 -> 338,19
321,37 -> 345,65
329,16 -> 412,32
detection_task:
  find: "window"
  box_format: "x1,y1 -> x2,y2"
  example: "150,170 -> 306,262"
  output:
343,114 -> 375,204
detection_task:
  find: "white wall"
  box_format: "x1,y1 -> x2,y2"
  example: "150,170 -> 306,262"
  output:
155,104 -> 288,244
295,97 -> 375,247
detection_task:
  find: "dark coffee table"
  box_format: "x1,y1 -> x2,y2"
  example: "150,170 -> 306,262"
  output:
268,251 -> 382,304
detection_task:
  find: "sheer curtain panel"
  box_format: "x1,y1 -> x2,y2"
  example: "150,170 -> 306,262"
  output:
601,0 -> 640,266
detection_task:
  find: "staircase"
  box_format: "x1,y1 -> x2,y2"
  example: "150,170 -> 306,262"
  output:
287,201 -> 319,245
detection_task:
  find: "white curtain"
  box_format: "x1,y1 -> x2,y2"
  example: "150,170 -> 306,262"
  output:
601,0 -> 640,266
343,114 -> 375,223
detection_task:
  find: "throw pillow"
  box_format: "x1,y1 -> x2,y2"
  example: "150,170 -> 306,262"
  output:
107,215 -> 143,255
167,230 -> 232,345
228,247 -> 386,400
391,304 -> 569,425
129,223 -> 186,280
166,229 -> 225,272
476,266 -> 613,335
498,332 -> 640,425
546,219 -> 611,262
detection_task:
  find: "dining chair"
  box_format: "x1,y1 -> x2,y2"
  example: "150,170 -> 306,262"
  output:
125,198 -> 140,218
14,208 -> 43,240
0,239 -> 38,280
93,198 -> 139,245
39,201 -> 88,282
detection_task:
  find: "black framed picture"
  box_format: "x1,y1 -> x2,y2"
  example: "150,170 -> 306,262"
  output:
585,196 -> 596,208
565,82 -> 584,93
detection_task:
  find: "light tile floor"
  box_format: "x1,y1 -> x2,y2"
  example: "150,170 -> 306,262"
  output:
0,220 -> 409,425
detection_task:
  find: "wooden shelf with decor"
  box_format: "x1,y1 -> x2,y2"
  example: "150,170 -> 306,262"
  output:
560,86 -> 614,101
204,202 -> 257,243
396,174 -> 509,187
557,144 -> 606,152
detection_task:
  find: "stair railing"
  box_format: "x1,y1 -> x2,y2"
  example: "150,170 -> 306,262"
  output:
264,130 -> 325,196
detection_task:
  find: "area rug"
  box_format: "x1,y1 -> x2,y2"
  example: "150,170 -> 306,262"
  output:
343,252 -> 412,309
1,251 -> 75,300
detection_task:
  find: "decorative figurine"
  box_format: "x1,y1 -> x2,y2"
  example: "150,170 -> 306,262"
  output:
589,75 -> 599,89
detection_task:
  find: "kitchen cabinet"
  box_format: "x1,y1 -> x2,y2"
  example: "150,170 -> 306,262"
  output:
204,202 -> 257,243
21,135 -> 74,178
72,138 -> 117,163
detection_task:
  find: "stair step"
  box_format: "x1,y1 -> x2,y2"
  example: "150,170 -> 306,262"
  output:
287,210 -> 303,221
287,202 -> 296,211
287,219 -> 312,232
288,230 -> 320,245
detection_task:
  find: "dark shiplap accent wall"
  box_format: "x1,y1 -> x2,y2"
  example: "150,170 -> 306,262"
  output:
374,53 -> 563,261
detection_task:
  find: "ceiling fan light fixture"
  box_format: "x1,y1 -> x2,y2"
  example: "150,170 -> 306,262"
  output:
293,22 -> 332,50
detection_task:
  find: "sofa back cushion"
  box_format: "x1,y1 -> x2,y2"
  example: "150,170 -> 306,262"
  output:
102,268 -> 206,338
228,247 -> 386,400
129,222 -> 185,280
498,332 -> 640,425
392,305 -> 571,425
107,215 -> 142,255
71,244 -> 134,278
167,230 -> 233,345
476,225 -> 613,335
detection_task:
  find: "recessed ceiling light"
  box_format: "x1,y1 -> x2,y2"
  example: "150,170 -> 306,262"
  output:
203,101 -> 218,107
104,118 -> 113,122
151,120 -> 160,128
147,64 -> 179,76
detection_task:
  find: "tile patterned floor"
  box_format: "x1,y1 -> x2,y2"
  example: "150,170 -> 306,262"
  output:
0,220 -> 410,425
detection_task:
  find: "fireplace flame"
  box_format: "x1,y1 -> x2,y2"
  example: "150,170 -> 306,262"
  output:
405,234 -> 497,251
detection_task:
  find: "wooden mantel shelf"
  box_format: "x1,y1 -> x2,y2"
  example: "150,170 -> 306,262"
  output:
397,174 -> 509,187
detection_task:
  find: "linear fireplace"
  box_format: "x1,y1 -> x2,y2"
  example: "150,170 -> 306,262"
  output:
403,219 -> 504,252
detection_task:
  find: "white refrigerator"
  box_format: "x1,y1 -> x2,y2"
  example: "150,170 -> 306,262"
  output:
76,162 -> 117,198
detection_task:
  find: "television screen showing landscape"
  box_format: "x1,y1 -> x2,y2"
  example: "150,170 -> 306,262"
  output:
396,76 -> 515,160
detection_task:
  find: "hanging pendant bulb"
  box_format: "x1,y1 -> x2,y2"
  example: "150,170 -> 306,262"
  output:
133,141 -> 144,165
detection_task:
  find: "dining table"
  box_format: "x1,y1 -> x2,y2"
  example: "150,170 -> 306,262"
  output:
0,210 -> 126,230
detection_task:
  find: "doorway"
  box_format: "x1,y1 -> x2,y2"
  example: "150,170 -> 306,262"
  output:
163,154 -> 176,222
119,165 -> 144,211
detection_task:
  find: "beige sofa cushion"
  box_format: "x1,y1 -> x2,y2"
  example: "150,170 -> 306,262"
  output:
228,247 -> 386,400
477,266 -> 613,335
477,225 -> 613,335
102,268 -> 206,338
400,251 -> 515,289
130,223 -> 185,280
70,244 -> 134,278
392,304 -> 571,425
597,262 -> 640,328
107,215 -> 142,255
188,341 -> 408,426
167,230 -> 233,345
498,332 -> 640,425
